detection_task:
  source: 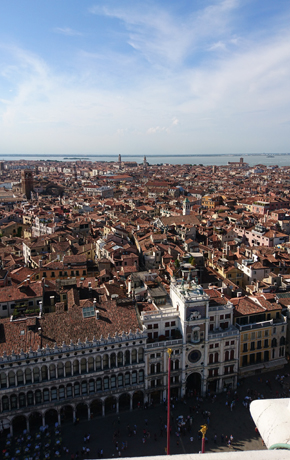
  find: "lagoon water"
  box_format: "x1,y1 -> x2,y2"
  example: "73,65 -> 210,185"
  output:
1,153 -> 290,167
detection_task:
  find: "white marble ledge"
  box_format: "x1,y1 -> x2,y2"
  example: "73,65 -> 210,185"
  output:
251,398 -> 290,450
87,453 -> 290,460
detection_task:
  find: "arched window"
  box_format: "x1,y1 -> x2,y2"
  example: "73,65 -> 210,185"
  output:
157,362 -> 161,373
104,376 -> 109,390
8,371 -> 15,387
111,375 -> 116,389
33,367 -> 40,383
49,364 -> 56,380
125,372 -> 130,386
0,372 -> 7,389
118,374 -> 124,387
51,387 -> 57,401
280,336 -> 286,346
59,386 -> 65,399
103,354 -> 109,370
73,360 -> 79,376
125,350 -> 130,365
230,350 -> 234,360
96,378 -> 102,391
214,352 -> 219,363
57,362 -> 64,378
117,352 -> 123,367
225,351 -> 229,361
110,353 -> 116,368
41,365 -> 48,381
139,370 -> 144,383
132,371 -> 137,384
96,356 -> 101,370
74,382 -> 80,396
43,388 -> 49,402
89,380 -> 95,393
138,348 -> 144,363
66,384 -> 72,398
35,390 -> 42,404
81,381 -> 87,395
81,358 -> 87,374
132,349 -> 137,364
10,394 -> 17,409
19,393 -> 26,408
2,396 -> 9,411
25,368 -> 32,384
175,360 -> 179,370
209,354 -> 213,364
272,338 -> 277,348
65,361 -> 71,377
88,357 -> 94,372
27,391 -> 34,405
16,370 -> 24,385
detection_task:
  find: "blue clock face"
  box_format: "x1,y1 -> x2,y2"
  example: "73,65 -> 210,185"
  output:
188,350 -> 201,363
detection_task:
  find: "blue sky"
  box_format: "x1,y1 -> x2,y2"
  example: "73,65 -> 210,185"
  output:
0,0 -> 290,156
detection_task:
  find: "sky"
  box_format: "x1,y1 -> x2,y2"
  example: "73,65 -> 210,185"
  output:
0,0 -> 290,156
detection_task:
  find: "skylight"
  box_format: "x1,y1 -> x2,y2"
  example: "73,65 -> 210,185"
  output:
82,306 -> 95,319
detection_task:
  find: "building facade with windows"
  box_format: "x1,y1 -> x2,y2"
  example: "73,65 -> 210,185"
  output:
233,295 -> 287,377
0,299 -> 146,435
0,279 -> 287,435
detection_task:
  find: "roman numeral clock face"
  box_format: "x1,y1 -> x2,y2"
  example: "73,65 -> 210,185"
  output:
188,350 -> 201,363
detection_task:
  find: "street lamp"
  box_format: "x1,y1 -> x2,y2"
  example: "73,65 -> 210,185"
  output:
200,424 -> 208,453
167,348 -> 172,455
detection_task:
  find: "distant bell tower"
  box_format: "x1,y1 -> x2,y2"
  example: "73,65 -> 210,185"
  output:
118,154 -> 121,164
183,197 -> 190,216
143,156 -> 147,171
73,164 -> 77,181
21,170 -> 34,199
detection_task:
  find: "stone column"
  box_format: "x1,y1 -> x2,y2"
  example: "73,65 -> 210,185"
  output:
88,407 -> 91,420
58,412 -> 61,426
130,395 -> 133,411
102,401 -> 105,417
116,399 -> 119,414
26,418 -> 30,433
42,413 -> 46,427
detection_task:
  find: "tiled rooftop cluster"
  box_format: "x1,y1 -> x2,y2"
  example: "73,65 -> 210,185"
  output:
0,157 -> 290,436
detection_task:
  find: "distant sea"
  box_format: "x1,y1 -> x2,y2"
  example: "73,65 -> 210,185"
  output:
1,153 -> 290,167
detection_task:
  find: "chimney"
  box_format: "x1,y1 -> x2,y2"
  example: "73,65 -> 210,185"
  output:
27,275 -> 30,285
39,301 -> 43,314
93,298 -> 97,307
50,296 -> 55,307
39,259 -> 43,268
95,310 -> 99,319
80,281 -> 83,289
88,281 -> 92,292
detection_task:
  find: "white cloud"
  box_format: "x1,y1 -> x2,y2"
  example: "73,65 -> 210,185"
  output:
54,27 -> 83,36
89,0 -> 239,67
1,2 -> 290,155
147,126 -> 170,134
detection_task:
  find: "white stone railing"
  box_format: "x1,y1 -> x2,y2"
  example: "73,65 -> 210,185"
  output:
251,398 -> 290,451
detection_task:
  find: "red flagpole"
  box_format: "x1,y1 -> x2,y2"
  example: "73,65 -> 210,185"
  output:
167,348 -> 172,455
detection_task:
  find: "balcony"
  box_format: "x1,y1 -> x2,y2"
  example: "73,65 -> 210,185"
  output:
146,338 -> 183,349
